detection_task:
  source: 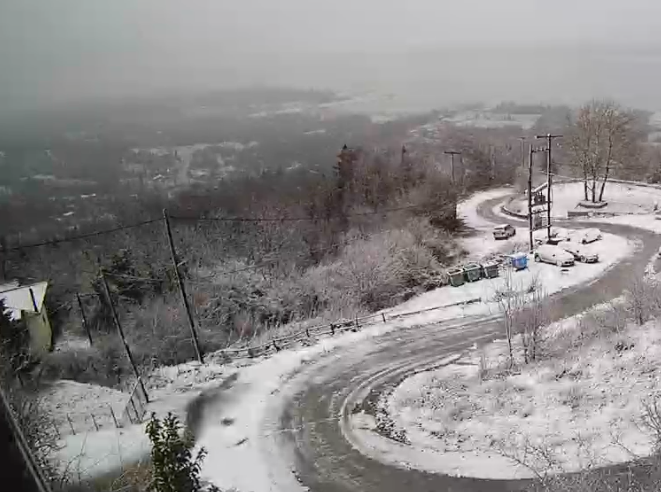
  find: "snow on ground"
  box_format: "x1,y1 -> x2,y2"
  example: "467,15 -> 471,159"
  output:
195,233 -> 633,492
51,362 -> 231,479
380,309 -> 661,479
48,188 -> 637,489
390,232 -> 634,320
459,227 -> 529,262
585,214 -> 661,234
507,181 -> 661,219
457,187 -> 514,230
40,381 -> 128,436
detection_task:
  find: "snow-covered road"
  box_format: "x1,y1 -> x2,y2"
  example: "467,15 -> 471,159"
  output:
187,189 -> 659,492
53,187 -> 660,491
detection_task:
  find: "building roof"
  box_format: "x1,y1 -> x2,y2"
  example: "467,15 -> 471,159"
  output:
0,281 -> 49,321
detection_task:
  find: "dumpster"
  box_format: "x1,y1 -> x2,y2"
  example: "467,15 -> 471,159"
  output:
481,262 -> 500,279
508,252 -> 528,271
447,268 -> 465,287
463,263 -> 482,282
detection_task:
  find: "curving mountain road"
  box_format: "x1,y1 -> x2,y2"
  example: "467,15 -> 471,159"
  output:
273,196 -> 661,492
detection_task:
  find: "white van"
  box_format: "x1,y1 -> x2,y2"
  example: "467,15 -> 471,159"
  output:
534,244 -> 575,267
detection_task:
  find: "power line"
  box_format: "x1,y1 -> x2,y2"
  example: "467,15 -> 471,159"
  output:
169,203 -> 427,223
2,202 -> 437,254
3,218 -> 163,252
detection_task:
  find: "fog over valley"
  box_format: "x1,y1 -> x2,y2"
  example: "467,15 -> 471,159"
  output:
3,0 -> 661,115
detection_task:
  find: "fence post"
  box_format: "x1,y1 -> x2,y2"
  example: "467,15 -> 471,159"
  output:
109,405 -> 119,428
130,396 -> 140,423
305,327 -> 310,338
381,313 -> 386,324
354,316 -> 359,331
330,323 -> 335,336
76,293 -> 93,346
66,414 -> 75,435
52,422 -> 61,440
162,209 -> 204,364
90,413 -> 99,431
101,270 -> 149,403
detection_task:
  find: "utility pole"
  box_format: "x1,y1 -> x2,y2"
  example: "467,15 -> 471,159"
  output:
101,270 -> 148,402
528,144 -> 534,253
162,209 -> 203,364
536,134 -> 563,241
76,293 -> 93,346
518,136 -> 526,171
444,151 -> 461,185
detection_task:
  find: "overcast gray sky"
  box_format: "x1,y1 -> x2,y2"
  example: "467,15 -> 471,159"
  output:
2,0 -> 661,112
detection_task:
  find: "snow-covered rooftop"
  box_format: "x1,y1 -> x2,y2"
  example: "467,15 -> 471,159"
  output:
0,281 -> 49,320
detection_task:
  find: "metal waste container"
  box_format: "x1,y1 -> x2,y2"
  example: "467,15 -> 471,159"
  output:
481,262 -> 500,279
447,268 -> 465,287
463,263 -> 482,282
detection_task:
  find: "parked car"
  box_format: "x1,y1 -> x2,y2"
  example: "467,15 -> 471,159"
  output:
493,224 -> 516,240
560,243 -> 599,263
534,244 -> 575,267
533,227 -> 570,245
570,228 -> 602,244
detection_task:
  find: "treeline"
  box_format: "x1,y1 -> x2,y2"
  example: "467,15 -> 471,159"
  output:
0,132 -> 525,386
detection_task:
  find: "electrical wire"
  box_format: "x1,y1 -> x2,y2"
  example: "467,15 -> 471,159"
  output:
169,203 -> 426,223
2,201 -> 434,253
3,218 -> 163,252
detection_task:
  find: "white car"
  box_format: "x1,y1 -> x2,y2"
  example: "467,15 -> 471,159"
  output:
560,243 -> 599,263
534,244 -> 575,267
533,227 -> 570,245
570,228 -> 602,244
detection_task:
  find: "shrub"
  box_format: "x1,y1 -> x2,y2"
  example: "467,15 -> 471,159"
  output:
145,412 -> 216,492
40,339 -> 130,387
302,228 -> 446,312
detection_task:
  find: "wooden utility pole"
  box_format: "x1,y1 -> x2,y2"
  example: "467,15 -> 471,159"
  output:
518,137 -> 526,171
162,209 -> 203,364
536,134 -> 563,241
76,293 -> 93,346
444,151 -> 461,185
528,144 -> 534,253
101,270 -> 148,401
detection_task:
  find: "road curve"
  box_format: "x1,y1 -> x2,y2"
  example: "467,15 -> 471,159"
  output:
278,196 -> 661,492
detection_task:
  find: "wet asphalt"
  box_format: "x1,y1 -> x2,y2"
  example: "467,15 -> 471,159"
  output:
274,197 -> 661,492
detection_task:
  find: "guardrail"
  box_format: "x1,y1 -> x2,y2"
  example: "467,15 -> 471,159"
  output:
211,297 -> 483,361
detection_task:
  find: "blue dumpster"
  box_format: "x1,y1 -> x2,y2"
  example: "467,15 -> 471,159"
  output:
509,252 -> 528,271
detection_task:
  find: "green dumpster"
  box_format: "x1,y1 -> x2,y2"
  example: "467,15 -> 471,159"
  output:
463,263 -> 482,282
481,262 -> 500,279
447,268 -> 465,287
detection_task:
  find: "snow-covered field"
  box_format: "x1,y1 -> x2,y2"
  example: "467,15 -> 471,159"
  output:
50,362 -> 230,479
507,181 -> 661,219
379,308 -> 661,479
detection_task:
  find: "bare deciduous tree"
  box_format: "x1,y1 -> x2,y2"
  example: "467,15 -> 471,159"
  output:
516,279 -> 548,364
566,100 -> 638,203
496,272 -> 547,367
